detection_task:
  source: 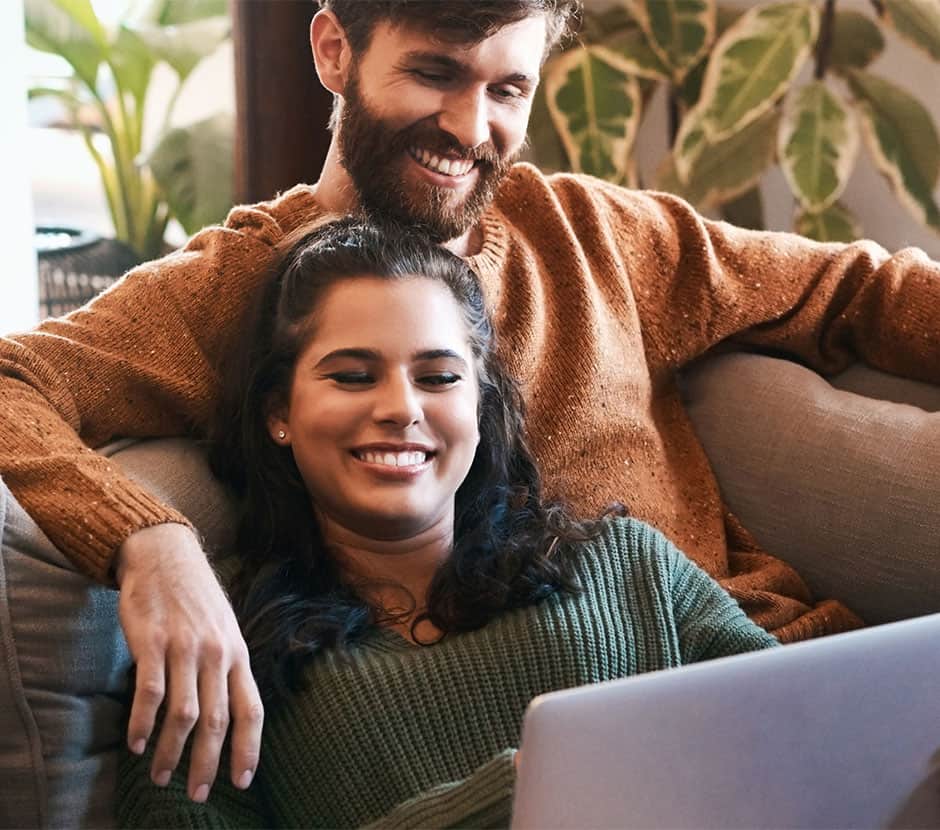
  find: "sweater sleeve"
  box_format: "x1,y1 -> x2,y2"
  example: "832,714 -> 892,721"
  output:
0,198 -> 302,581
589,180 -> 940,383
664,540 -> 780,662
363,749 -> 517,830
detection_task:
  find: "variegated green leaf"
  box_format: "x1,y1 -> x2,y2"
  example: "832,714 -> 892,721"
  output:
695,1 -> 818,141
795,202 -> 861,242
657,108 -> 781,208
544,46 -> 642,184
883,0 -> 940,62
830,10 -> 885,72
110,25 -> 156,109
594,22 -> 671,81
847,70 -> 940,231
673,105 -> 709,182
779,81 -> 859,210
25,0 -> 108,88
628,0 -> 716,83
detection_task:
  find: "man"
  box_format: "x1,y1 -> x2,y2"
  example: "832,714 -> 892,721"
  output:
2,0 -> 938,807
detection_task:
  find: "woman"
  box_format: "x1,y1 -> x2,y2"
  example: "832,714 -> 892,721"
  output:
119,219 -> 777,828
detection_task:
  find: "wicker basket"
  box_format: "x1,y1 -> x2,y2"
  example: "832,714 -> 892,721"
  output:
36,227 -> 140,319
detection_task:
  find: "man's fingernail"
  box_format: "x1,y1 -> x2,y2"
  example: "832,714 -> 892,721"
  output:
237,769 -> 254,789
192,784 -> 210,803
154,769 -> 172,787
131,739 -> 146,755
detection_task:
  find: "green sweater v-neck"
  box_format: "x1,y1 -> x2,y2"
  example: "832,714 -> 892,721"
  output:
118,518 -> 777,829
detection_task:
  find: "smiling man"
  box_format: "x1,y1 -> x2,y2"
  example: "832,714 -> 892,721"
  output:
2,0 -> 940,811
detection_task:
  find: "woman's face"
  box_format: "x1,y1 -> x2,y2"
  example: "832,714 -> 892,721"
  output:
269,275 -> 481,541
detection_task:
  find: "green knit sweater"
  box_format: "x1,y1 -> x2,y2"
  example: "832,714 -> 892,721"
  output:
118,519 -> 778,829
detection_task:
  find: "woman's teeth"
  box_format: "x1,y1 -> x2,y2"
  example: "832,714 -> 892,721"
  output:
357,450 -> 428,467
409,148 -> 474,177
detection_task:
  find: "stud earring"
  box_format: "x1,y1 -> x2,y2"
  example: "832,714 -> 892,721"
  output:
277,430 -> 287,440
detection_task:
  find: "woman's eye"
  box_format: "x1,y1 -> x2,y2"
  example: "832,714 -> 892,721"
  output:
327,372 -> 373,385
420,373 -> 461,387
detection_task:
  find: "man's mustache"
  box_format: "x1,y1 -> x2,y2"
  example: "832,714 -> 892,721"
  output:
397,125 -> 504,167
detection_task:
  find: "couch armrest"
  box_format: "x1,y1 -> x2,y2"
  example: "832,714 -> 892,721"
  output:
683,353 -> 940,625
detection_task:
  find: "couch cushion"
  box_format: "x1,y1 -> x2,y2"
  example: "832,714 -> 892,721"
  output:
0,438 -> 235,829
683,354 -> 940,625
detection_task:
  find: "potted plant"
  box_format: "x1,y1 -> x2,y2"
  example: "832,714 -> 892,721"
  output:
26,0 -> 234,263
531,0 -> 940,241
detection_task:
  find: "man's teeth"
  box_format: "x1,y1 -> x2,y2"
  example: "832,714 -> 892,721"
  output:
358,450 -> 428,467
410,148 -> 474,177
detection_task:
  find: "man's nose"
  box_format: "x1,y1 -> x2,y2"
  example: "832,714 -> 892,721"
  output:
373,374 -> 423,427
437,87 -> 490,151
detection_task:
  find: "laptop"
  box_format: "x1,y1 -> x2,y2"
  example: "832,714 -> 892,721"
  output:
512,613 -> 940,829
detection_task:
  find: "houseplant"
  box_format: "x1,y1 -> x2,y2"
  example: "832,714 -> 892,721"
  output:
534,0 -> 940,241
25,0 -> 234,261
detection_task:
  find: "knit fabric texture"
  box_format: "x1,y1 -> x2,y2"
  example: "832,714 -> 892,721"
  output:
3,165 -> 940,637
117,518 -> 779,829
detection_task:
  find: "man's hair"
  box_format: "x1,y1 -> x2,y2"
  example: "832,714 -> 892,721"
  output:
317,0 -> 582,56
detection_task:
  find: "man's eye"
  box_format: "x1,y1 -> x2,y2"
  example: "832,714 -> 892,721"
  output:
412,69 -> 450,84
491,85 -> 523,100
327,372 -> 373,385
420,373 -> 461,386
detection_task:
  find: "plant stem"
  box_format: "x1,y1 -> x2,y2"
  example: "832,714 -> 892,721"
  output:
668,87 -> 680,148
814,0 -> 837,80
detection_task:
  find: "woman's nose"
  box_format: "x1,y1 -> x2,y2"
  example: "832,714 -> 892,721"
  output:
373,374 -> 423,427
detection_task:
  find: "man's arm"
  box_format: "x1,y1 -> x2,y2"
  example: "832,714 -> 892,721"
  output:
588,181 -> 940,382
0,187 -> 318,798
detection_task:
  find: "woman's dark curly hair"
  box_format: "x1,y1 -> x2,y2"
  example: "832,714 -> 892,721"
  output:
211,218 -> 614,703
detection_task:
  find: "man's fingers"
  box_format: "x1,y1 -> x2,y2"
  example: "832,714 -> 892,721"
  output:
228,661 -> 265,790
186,655 -> 231,802
127,657 -> 165,755
150,651 -> 200,787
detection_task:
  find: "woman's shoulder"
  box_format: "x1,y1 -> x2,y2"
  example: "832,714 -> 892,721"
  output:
571,516 -> 685,583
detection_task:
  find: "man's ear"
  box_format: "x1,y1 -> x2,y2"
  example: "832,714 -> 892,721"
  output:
310,10 -> 353,96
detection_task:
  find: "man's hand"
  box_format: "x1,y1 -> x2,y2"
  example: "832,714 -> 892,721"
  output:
116,523 -> 263,803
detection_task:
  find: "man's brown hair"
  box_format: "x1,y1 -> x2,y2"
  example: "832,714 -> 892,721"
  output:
316,0 -> 582,58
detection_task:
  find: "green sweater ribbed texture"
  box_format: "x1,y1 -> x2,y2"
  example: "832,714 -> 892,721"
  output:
118,518 -> 778,829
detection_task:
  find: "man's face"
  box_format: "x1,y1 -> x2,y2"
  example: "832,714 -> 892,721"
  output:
337,16 -> 546,242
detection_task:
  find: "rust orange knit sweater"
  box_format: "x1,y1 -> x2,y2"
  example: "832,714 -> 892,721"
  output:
3,164 -> 939,640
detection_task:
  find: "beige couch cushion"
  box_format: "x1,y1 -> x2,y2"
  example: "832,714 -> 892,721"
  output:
683,354 -> 940,625
0,439 -> 235,830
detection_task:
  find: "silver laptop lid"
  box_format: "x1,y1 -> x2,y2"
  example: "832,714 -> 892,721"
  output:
512,613 -> 940,830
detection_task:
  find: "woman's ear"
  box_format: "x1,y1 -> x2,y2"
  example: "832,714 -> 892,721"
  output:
266,402 -> 291,446
310,9 -> 352,96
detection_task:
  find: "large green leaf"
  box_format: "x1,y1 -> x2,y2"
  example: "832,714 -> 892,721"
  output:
544,46 -> 642,184
25,0 -> 108,88
129,16 -> 230,82
628,0 -> 716,82
140,0 -> 228,25
694,1 -> 818,141
847,70 -> 940,232
109,25 -> 156,110
883,0 -> 940,62
795,202 -> 861,242
779,81 -> 859,210
148,112 -> 234,234
829,10 -> 885,72
657,108 -> 781,208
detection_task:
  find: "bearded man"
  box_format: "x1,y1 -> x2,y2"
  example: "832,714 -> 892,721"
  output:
2,0 -> 939,807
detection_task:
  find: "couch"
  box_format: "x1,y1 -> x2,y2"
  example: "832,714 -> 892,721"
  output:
2,352 -> 939,829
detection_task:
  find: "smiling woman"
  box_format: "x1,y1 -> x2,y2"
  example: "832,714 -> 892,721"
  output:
116,218 -> 777,829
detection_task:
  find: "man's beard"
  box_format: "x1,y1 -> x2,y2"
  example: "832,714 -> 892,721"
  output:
338,71 -> 519,243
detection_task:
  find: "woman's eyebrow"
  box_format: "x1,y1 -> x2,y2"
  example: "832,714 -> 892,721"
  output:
315,348 -> 379,368
413,349 -> 469,368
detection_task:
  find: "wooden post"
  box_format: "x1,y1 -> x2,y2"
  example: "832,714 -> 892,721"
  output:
232,0 -> 334,204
